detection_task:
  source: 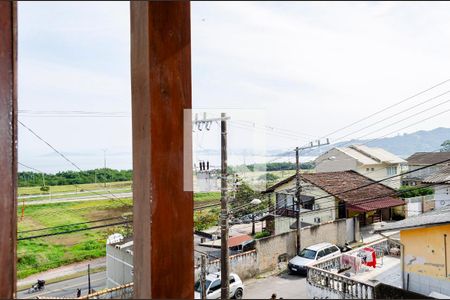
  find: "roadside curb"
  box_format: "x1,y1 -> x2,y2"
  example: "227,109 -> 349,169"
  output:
17,266 -> 105,292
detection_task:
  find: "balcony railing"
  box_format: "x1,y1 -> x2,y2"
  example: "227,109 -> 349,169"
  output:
306,238 -> 401,299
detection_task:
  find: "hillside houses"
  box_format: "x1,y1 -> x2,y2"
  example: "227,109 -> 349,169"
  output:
314,145 -> 407,189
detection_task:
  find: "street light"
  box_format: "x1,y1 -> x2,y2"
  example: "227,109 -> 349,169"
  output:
220,198 -> 262,298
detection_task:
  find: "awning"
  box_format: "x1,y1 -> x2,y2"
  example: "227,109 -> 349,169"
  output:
347,197 -> 405,212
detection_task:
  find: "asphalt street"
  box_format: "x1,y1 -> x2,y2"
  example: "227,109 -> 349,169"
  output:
17,271 -> 107,299
244,272 -> 308,299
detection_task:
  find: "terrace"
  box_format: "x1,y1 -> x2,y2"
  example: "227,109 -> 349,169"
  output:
306,238 -> 403,299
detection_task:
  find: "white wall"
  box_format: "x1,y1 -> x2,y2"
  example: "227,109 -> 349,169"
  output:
435,184 -> 450,209
315,148 -> 358,173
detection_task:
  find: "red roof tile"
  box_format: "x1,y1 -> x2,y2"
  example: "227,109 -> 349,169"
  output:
228,235 -> 253,248
347,197 -> 405,212
264,170 -> 402,211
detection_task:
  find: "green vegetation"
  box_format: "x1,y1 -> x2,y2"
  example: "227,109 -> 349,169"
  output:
254,231 -> 271,239
194,192 -> 221,202
17,199 -> 132,279
441,140 -> 450,152
194,208 -> 219,231
398,185 -> 434,198
18,168 -> 132,187
258,172 -> 280,182
231,181 -> 266,217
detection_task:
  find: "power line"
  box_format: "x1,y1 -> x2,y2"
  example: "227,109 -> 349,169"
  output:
323,78 -> 450,139
18,216 -> 128,234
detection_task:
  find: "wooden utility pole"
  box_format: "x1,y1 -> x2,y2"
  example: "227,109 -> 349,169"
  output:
295,147 -> 302,254
200,255 -> 207,300
294,139 -> 330,254
220,112 -> 230,299
88,264 -> 92,294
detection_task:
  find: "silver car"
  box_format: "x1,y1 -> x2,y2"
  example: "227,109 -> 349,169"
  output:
288,242 -> 341,275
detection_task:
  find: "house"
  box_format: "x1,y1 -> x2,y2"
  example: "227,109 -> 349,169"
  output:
422,165 -> 450,209
402,152 -> 450,186
315,145 -> 407,189
263,170 -> 405,227
375,207 -> 450,297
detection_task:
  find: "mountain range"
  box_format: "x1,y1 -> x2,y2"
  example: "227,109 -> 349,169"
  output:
295,127 -> 450,158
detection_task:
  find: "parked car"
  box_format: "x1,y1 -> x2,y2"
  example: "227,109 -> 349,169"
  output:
194,272 -> 244,299
288,242 -> 341,275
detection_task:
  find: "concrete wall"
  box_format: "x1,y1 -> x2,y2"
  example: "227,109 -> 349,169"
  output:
194,250 -> 258,281
256,219 -> 349,273
106,245 -> 134,288
401,224 -> 450,296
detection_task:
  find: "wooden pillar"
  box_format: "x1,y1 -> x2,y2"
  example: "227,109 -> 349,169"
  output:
0,2 -> 17,299
130,2 -> 193,299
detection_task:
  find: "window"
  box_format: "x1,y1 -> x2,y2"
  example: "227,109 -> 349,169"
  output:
208,280 -> 221,293
371,168 -> 374,171
316,250 -> 326,259
229,276 -> 235,284
387,166 -> 397,176
366,168 -> 369,172
323,247 -> 333,256
299,249 -> 317,259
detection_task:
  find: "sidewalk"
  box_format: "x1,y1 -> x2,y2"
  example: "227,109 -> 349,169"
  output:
18,257 -> 106,288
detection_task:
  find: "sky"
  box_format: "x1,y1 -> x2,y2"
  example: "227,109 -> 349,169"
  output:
18,1 -> 450,173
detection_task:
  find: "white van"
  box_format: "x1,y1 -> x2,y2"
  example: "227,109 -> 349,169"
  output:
288,242 -> 341,275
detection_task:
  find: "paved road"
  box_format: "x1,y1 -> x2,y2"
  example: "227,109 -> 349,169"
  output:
18,258 -> 106,287
17,271 -> 107,299
244,272 -> 308,299
22,192 -> 132,205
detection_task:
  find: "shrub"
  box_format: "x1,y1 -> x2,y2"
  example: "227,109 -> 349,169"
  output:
254,230 -> 271,239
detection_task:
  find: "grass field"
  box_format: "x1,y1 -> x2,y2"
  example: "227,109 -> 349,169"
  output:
17,199 -> 132,279
16,172 -> 295,279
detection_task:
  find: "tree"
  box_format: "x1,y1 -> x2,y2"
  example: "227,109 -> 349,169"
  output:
258,173 -> 279,182
230,181 -> 265,217
440,140 -> 450,152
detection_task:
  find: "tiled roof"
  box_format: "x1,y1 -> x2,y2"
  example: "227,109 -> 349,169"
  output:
406,152 -> 450,165
264,170 -> 402,209
347,197 -> 405,212
375,207 -> 450,232
422,165 -> 450,184
228,235 -> 253,248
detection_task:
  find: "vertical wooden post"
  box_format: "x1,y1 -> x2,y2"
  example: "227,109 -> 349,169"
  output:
130,2 -> 193,299
0,1 -> 17,299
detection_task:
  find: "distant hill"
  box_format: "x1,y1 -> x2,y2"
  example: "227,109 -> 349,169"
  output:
306,127 -> 450,158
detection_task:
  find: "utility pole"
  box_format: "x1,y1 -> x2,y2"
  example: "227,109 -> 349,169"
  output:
192,112 -> 231,298
102,149 -> 107,169
220,112 -> 230,300
295,147 -> 301,255
294,139 -> 330,254
200,254 -> 207,300
87,264 -> 92,294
